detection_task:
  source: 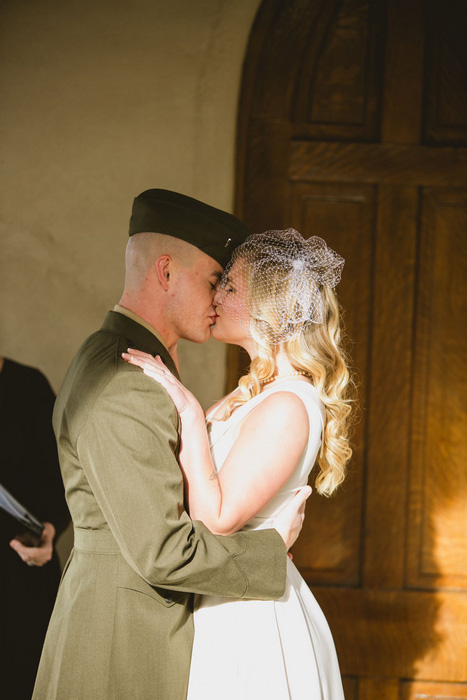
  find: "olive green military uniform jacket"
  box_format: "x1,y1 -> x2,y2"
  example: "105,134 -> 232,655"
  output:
32,312 -> 286,700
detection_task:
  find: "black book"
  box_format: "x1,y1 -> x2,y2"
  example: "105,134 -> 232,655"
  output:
0,482 -> 44,546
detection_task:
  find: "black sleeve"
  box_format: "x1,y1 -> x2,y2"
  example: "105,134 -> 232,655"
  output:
26,370 -> 70,537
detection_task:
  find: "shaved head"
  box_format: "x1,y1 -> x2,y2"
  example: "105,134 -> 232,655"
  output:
124,232 -> 201,294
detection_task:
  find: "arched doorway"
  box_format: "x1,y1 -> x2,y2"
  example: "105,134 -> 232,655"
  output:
232,0 -> 467,696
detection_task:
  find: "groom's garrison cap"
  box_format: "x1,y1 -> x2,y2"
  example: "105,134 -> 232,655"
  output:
129,189 -> 251,268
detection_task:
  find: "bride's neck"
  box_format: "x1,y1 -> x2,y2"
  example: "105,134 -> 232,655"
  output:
243,344 -> 295,376
273,349 -> 296,376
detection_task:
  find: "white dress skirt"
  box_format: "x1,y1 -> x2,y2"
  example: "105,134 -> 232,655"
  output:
187,381 -> 345,700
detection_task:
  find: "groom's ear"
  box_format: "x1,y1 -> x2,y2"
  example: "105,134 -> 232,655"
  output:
155,255 -> 172,291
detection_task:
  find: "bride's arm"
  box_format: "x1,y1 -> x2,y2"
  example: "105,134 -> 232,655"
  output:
123,350 -> 309,535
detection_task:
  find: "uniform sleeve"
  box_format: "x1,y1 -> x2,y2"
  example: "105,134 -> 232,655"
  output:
76,368 -> 287,600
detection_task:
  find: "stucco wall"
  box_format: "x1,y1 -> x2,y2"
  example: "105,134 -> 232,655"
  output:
0,0 -> 261,562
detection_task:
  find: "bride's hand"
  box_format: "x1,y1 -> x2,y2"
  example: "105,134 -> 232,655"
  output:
122,349 -> 200,417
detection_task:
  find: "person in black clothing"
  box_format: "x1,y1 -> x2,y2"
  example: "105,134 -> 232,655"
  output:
0,357 -> 70,700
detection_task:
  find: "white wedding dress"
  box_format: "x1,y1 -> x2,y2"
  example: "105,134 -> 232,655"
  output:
187,380 -> 345,700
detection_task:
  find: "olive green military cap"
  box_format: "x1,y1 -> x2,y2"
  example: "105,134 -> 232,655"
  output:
129,189 -> 251,268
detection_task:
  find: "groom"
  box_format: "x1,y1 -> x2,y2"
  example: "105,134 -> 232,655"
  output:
33,189 -> 310,700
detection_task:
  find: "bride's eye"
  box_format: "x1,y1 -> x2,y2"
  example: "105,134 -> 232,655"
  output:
219,276 -> 234,292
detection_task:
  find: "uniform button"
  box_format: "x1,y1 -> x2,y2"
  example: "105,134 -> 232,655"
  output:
164,596 -> 172,604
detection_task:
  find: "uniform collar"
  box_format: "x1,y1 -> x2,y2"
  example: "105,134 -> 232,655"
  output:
102,310 -> 180,381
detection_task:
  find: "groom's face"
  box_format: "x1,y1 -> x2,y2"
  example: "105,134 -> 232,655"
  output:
167,250 -> 223,344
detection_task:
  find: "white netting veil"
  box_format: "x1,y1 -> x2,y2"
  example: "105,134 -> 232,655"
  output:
215,228 -> 345,344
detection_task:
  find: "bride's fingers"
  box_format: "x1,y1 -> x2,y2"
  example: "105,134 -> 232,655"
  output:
122,353 -> 177,388
125,350 -> 170,372
125,348 -> 152,359
122,352 -> 148,368
123,350 -> 160,367
122,352 -> 162,374
142,354 -> 177,382
142,367 -> 166,382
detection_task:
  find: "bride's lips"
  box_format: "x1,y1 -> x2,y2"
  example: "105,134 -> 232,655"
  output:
209,313 -> 219,324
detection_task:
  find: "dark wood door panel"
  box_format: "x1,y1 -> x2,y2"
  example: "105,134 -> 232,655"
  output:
407,189 -> 467,591
289,142 -> 467,186
362,184 -> 420,589
423,0 -> 467,145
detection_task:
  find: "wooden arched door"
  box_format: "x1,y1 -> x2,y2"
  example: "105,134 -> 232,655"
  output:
232,1 -> 467,697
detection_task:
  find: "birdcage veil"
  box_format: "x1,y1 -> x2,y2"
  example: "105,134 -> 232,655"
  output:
216,228 -> 344,344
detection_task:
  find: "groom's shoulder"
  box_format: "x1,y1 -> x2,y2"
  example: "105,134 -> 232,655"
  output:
54,325 -> 175,441
62,323 -> 164,403
66,327 -> 133,392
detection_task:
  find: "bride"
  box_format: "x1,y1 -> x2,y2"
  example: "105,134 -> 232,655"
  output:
123,228 -> 353,699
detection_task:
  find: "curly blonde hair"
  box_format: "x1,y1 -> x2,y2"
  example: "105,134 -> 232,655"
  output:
219,261 -> 355,497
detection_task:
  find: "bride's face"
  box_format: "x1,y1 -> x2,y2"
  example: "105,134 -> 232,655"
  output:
211,260 -> 252,349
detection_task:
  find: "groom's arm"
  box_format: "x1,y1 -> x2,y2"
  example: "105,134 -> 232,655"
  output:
77,365 -> 288,600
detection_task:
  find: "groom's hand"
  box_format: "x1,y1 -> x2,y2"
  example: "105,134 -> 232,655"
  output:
274,486 -> 312,551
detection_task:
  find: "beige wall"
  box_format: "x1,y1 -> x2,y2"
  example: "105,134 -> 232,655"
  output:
0,0 -> 261,562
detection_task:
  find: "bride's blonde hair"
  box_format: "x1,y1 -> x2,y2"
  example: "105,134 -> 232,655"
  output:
219,245 -> 355,496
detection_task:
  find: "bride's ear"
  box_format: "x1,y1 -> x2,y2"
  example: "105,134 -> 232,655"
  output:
155,255 -> 172,291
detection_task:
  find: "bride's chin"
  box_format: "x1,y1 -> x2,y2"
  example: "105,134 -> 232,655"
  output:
211,325 -> 227,342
